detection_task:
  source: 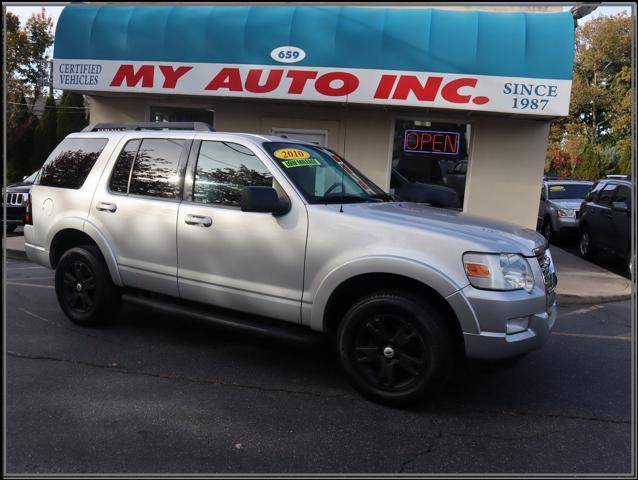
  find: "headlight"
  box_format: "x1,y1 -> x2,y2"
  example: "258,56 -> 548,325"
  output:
557,208 -> 576,217
463,253 -> 535,292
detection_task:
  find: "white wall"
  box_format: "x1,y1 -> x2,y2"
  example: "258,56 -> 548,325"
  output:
464,117 -> 550,229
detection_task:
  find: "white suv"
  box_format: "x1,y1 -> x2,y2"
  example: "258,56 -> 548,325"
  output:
25,122 -> 557,405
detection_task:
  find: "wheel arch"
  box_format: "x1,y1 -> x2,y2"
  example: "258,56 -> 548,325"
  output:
309,256 -> 475,341
49,225 -> 122,286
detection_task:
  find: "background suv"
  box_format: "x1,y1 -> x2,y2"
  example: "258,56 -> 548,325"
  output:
25,122 -> 557,406
2,170 -> 39,233
578,177 -> 633,276
538,179 -> 593,243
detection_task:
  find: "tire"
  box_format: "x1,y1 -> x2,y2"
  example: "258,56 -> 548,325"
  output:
543,217 -> 554,244
6,224 -> 17,233
55,246 -> 121,326
337,291 -> 457,407
578,227 -> 597,260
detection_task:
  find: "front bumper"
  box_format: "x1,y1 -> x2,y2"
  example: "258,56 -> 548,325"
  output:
463,300 -> 557,359
3,206 -> 26,224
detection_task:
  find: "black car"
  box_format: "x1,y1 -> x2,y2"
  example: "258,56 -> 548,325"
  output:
390,168 -> 460,208
578,178 -> 633,275
2,170 -> 38,233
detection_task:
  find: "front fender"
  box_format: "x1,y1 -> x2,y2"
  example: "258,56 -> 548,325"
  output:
308,255 -> 478,333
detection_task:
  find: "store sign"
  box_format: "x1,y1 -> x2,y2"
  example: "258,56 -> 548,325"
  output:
52,59 -> 572,116
404,129 -> 460,155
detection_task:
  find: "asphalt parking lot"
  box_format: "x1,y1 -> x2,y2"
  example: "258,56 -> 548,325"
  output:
4,257 -> 634,474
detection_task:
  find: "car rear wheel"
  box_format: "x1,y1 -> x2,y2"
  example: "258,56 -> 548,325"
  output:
579,228 -> 597,260
55,246 -> 121,326
337,291 -> 456,406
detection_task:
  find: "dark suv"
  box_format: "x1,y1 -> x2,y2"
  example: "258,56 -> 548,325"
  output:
2,170 -> 39,233
578,178 -> 634,275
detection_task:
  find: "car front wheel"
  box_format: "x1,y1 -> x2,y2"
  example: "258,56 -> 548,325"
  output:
579,228 -> 597,260
337,291 -> 456,406
55,246 -> 121,326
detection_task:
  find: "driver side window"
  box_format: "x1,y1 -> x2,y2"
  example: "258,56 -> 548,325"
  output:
193,141 -> 273,207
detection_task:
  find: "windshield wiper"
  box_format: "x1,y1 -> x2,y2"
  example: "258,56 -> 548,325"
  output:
369,193 -> 395,202
321,194 -> 375,204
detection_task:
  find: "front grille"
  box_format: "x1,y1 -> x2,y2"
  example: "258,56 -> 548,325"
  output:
536,248 -> 555,293
3,193 -> 24,206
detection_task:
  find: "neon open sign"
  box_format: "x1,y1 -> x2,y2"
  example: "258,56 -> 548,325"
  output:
403,129 -> 460,155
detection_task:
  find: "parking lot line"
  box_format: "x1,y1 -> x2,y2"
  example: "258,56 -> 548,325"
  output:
552,331 -> 631,341
6,281 -> 54,289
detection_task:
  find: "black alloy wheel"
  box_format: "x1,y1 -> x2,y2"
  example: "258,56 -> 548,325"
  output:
337,291 -> 456,406
55,246 -> 120,326
352,315 -> 427,391
61,260 -> 96,315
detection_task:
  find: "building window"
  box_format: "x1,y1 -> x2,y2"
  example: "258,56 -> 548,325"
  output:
150,105 -> 215,127
391,119 -> 471,207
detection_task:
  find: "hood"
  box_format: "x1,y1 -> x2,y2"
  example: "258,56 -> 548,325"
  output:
548,199 -> 583,210
5,180 -> 33,189
344,202 -> 545,255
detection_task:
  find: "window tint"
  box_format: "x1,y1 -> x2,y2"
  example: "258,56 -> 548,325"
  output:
614,185 -> 631,206
129,139 -> 186,199
597,184 -> 618,207
38,138 -> 108,189
586,181 -> 604,201
193,141 -> 272,206
109,140 -> 141,193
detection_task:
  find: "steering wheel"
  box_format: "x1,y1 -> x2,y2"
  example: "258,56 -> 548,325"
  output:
324,182 -> 345,196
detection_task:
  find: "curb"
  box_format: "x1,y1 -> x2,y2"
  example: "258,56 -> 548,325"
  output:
556,291 -> 633,305
6,248 -> 28,261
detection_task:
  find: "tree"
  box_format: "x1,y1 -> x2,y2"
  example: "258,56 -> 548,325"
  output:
31,96 -> 58,172
6,93 -> 40,181
573,144 -> 605,180
6,9 -> 54,110
545,13 -> 633,176
56,92 -> 88,142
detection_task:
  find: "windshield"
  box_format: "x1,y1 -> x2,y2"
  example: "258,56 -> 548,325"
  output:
547,183 -> 592,200
262,142 -> 392,204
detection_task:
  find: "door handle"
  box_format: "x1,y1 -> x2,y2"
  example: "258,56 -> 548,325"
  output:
184,214 -> 213,227
96,201 -> 117,212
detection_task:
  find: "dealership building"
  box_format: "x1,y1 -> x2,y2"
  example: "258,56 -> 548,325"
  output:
52,4 -> 575,229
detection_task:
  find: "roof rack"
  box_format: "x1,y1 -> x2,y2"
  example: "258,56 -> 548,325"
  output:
82,122 -> 215,132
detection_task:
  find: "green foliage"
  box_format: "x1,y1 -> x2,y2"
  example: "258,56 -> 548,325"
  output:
617,141 -> 633,176
573,144 -> 605,181
546,13 -> 633,178
56,92 -> 88,142
6,9 -> 54,108
31,96 -> 58,172
6,94 -> 40,181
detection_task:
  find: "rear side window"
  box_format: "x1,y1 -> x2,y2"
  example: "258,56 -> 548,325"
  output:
128,139 -> 187,199
38,138 -> 108,189
614,185 -> 631,207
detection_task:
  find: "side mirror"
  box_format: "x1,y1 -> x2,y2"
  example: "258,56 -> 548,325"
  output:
612,201 -> 630,213
241,186 -> 290,216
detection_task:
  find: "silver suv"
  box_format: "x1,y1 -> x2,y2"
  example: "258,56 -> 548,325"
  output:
25,122 -> 557,405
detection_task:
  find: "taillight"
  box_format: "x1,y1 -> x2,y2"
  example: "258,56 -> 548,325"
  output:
25,193 -> 33,225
